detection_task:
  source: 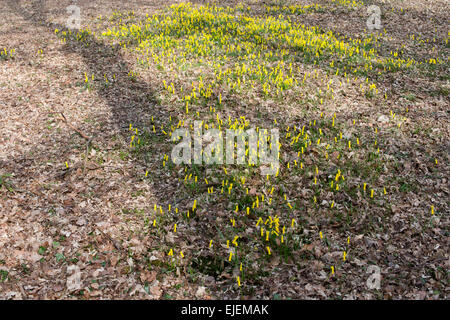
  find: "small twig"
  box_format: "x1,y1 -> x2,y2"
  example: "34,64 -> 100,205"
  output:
83,137 -> 94,174
50,111 -> 91,140
9,187 -> 37,197
96,228 -> 124,253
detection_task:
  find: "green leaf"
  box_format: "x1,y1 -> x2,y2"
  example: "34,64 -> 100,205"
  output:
38,246 -> 47,255
0,270 -> 8,282
55,253 -> 65,262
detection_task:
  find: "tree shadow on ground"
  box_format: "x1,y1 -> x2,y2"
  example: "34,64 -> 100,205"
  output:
5,0 -> 183,202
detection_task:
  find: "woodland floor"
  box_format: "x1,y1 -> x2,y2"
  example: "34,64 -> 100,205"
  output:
0,0 -> 448,299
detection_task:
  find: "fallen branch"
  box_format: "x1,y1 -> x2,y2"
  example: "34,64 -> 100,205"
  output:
50,111 -> 91,140
96,227 -> 124,253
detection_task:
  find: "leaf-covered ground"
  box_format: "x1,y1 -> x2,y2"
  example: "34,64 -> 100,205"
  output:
0,0 -> 448,299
